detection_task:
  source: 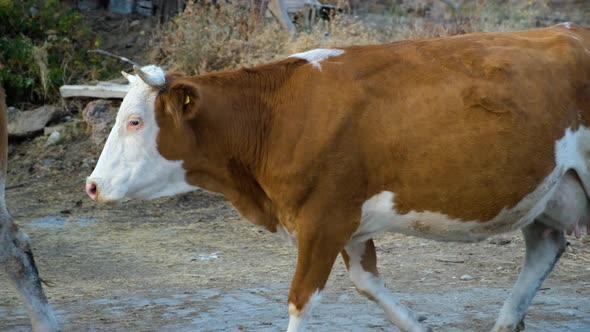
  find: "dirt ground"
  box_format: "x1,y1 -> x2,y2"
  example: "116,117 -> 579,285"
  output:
0,124 -> 589,332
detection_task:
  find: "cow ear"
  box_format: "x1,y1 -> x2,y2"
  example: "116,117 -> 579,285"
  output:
165,83 -> 200,126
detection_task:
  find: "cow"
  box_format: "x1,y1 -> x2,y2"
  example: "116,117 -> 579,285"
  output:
0,87 -> 59,332
85,23 -> 590,331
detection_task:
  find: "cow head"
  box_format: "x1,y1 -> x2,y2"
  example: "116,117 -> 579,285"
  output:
85,65 -> 198,203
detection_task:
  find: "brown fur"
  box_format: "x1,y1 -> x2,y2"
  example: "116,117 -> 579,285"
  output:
153,25 -> 590,311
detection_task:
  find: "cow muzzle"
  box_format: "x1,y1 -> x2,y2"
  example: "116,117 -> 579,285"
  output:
85,181 -> 98,201
85,177 -> 127,204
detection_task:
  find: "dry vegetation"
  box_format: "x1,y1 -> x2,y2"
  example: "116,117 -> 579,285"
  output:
150,0 -> 590,75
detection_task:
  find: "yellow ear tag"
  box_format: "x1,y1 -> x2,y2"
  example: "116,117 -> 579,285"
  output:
184,95 -> 190,105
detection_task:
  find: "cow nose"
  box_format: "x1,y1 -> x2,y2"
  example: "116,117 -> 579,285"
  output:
86,181 -> 98,201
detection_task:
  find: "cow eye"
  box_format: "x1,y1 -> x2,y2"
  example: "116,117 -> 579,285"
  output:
127,117 -> 143,130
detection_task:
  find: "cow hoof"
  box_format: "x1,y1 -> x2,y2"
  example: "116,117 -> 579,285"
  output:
491,321 -> 525,332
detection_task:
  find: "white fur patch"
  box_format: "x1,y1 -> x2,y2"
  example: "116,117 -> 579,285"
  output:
554,127 -> 590,180
276,224 -> 298,247
289,48 -> 344,69
87,65 -> 198,202
354,126 -> 590,242
556,24 -> 590,55
287,290 -> 321,332
559,22 -> 572,29
344,241 -> 426,331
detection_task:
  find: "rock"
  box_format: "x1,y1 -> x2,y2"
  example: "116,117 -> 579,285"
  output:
460,274 -> 474,281
45,131 -> 61,146
44,124 -> 65,136
7,105 -> 66,138
44,120 -> 86,143
82,99 -> 118,146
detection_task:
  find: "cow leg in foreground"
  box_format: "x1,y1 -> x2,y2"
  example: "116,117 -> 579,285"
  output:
492,221 -> 566,332
286,208 -> 359,332
0,223 -> 58,332
0,87 -> 59,332
342,240 -> 431,332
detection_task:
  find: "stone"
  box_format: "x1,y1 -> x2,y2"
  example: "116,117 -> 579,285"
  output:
82,99 -> 118,146
7,105 -> 66,138
460,274 -> 474,281
45,131 -> 61,146
44,124 -> 65,136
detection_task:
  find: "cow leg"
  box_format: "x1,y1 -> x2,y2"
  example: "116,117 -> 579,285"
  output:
2,84 -> 57,331
286,232 -> 343,332
491,221 -> 566,332
341,239 -> 431,332
286,209 -> 358,332
0,220 -> 59,332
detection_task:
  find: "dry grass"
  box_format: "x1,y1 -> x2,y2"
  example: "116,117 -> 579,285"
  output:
151,0 -> 590,75
151,0 -> 289,74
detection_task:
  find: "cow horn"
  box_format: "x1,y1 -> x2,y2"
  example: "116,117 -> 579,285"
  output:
133,65 -> 165,87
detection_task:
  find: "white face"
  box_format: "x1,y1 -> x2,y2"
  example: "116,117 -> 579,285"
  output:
86,65 -> 198,203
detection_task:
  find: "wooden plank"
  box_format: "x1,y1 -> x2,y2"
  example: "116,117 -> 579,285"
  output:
59,83 -> 129,99
284,0 -> 318,12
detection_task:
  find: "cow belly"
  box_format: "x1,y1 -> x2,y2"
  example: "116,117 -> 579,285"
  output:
353,191 -> 530,243
354,171 -> 590,243
353,127 -> 590,242
354,169 -> 585,243
353,171 -> 565,243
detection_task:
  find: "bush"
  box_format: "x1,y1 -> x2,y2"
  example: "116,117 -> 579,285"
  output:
153,0 -> 583,76
151,0 -> 285,75
151,0 -> 395,74
0,0 -> 118,106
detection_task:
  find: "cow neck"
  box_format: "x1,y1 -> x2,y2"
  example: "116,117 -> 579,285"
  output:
185,62 -> 304,231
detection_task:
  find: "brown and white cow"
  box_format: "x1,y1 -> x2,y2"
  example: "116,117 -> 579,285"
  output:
0,88 -> 59,331
86,23 -> 590,331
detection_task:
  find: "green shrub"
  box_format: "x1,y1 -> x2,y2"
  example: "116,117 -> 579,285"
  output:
0,0 -> 118,106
